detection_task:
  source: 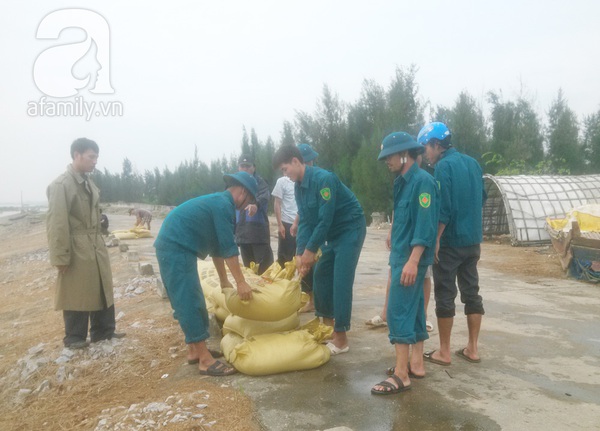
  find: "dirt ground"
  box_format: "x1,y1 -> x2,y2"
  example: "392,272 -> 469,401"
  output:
0,211 -> 566,431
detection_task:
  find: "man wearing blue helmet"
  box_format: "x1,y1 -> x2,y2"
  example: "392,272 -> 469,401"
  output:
153,171 -> 258,376
418,122 -> 486,366
371,132 -> 439,395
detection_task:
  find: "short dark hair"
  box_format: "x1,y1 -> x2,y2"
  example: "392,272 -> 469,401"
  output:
272,145 -> 304,169
71,138 -> 99,159
428,135 -> 452,148
408,148 -> 424,160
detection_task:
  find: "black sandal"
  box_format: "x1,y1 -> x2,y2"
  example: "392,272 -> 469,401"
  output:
199,360 -> 237,376
371,374 -> 411,395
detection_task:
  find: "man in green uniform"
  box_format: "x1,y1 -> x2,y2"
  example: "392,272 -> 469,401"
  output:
154,171 -> 257,376
46,138 -> 124,349
418,122 -> 486,366
272,145 -> 366,355
371,132 -> 439,395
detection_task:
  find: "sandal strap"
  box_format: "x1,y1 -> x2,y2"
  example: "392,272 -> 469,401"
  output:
374,374 -> 403,392
208,361 -> 227,372
389,374 -> 404,388
374,380 -> 396,391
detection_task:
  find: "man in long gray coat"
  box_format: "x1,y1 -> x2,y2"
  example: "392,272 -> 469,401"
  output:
46,138 -> 124,349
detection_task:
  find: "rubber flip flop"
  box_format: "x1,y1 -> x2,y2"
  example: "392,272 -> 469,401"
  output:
365,315 -> 387,328
326,342 -> 349,355
371,374 -> 411,395
198,360 -> 237,376
455,348 -> 481,363
386,365 -> 425,379
426,321 -> 434,332
423,350 -> 451,366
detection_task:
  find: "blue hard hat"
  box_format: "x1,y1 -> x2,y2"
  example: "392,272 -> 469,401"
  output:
297,143 -> 319,163
377,132 -> 422,161
223,171 -> 258,200
417,122 -> 451,146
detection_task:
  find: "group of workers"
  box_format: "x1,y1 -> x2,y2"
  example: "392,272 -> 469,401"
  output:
46,121 -> 485,395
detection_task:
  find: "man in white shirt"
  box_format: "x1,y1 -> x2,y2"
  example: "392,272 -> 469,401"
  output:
272,175 -> 298,267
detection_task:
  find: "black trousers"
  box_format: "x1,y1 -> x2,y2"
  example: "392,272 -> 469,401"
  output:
239,243 -> 274,275
277,222 -> 297,268
63,305 -> 116,345
433,244 -> 485,318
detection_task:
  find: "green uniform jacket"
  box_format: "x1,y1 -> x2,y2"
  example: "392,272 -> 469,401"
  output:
390,163 -> 439,267
434,148 -> 486,248
46,165 -> 114,311
295,165 -> 365,255
153,191 -> 239,259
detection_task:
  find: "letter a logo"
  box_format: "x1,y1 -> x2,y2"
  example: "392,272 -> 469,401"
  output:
33,9 -> 114,98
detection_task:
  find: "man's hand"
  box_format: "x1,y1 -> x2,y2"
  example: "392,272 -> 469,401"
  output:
434,239 -> 440,264
295,255 -> 303,275
56,265 -> 69,275
236,280 -> 253,300
290,223 -> 298,237
386,230 -> 392,251
245,204 -> 258,217
278,223 -> 286,238
401,260 -> 418,287
298,249 -> 316,277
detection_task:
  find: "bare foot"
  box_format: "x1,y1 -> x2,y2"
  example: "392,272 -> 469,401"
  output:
300,303 -> 315,313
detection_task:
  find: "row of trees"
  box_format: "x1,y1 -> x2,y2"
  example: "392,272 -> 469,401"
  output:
94,66 -> 600,218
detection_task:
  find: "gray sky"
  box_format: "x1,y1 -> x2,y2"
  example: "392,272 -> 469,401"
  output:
1,0 -> 599,204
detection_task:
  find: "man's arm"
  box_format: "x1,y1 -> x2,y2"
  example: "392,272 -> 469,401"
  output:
46,182 -> 71,271
224,256 -> 253,300
290,214 -> 299,237
274,197 -> 285,238
212,257 -> 233,288
401,245 -> 425,287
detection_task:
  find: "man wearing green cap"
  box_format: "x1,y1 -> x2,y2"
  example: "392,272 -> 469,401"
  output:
272,145 -> 366,356
371,132 -> 439,395
153,171 -> 258,376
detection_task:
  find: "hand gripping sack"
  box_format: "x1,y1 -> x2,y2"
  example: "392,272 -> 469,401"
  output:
224,279 -> 301,322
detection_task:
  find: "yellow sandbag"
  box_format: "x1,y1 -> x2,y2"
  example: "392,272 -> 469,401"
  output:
212,304 -> 229,323
111,228 -> 153,239
274,260 -> 297,281
260,260 -> 283,281
210,287 -> 230,322
220,332 -> 244,363
224,279 -> 301,322
205,295 -> 216,313
222,312 -> 300,339
300,317 -> 334,343
228,330 -> 330,376
299,292 -> 309,310
112,231 -> 136,240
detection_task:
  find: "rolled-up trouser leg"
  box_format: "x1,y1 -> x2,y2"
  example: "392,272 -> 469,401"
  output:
156,247 -> 210,344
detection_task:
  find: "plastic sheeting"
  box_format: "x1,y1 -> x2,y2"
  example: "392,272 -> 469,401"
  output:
483,175 -> 600,245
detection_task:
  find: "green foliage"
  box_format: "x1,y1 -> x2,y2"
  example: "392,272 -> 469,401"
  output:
482,152 -> 570,175
583,110 -> 600,173
93,67 -> 599,215
547,89 -> 584,174
487,91 -> 544,166
351,133 -> 394,223
436,92 -> 488,160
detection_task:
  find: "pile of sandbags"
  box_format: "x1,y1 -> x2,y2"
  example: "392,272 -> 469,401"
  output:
111,227 -> 153,239
197,259 -> 331,375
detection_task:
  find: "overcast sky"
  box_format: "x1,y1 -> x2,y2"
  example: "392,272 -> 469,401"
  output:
1,0 -> 599,204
